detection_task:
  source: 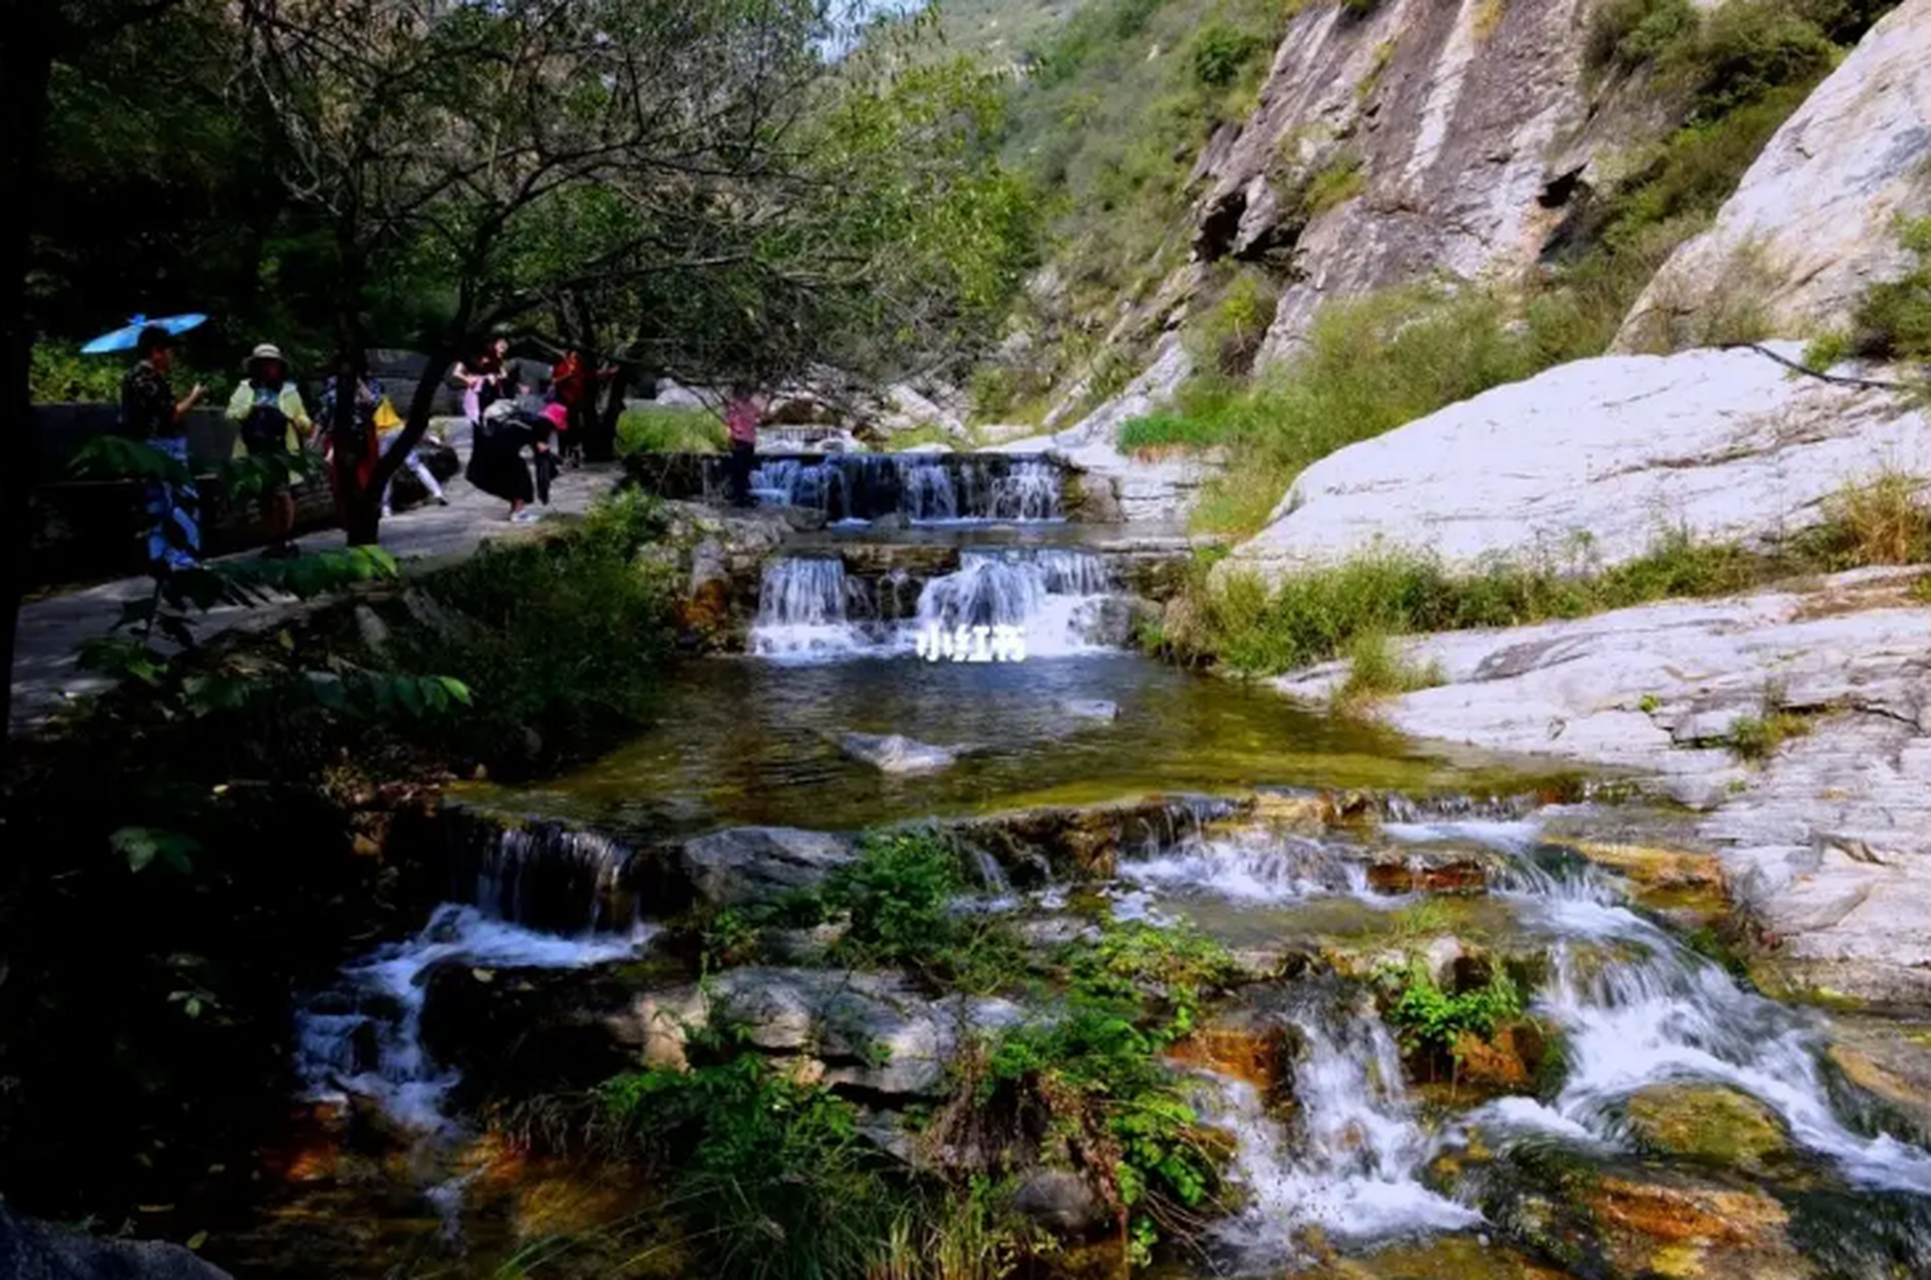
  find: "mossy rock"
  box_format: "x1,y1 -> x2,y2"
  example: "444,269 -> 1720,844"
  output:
1622,1083 -> 1792,1174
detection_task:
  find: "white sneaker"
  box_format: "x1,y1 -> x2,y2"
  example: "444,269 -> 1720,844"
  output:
511,509 -> 540,525
381,506 -> 393,519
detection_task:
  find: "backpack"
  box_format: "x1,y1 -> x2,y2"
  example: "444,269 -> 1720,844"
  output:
240,402 -> 290,453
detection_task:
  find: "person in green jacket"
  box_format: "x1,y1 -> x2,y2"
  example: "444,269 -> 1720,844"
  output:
226,342 -> 313,558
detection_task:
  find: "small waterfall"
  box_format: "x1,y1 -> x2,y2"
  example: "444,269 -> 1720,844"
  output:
915,549 -> 1113,656
1125,828 -> 1377,903
899,459 -> 960,520
1497,938 -> 1931,1194
752,557 -> 863,657
1476,845 -> 1931,1195
1200,998 -> 1479,1270
296,820 -> 649,1135
737,454 -> 1063,523
988,460 -> 1061,521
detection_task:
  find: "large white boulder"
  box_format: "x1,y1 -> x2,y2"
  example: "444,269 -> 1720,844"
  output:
1224,344 -> 1930,581
1616,0 -> 1931,348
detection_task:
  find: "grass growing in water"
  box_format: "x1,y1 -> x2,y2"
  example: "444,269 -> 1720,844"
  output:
1332,631 -> 1447,712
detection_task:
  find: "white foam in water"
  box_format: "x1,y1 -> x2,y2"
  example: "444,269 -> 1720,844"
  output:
1200,1006 -> 1479,1270
747,549 -> 1119,661
1125,831 -> 1379,904
745,455 -> 1061,523
295,904 -> 646,1133
1381,819 -> 1544,851
1475,847 -> 1931,1194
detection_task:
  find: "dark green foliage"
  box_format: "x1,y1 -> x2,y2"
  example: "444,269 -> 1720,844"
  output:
599,1030 -> 910,1280
1190,23 -> 1267,89
1845,217 -> 1931,362
1064,919 -> 1241,1040
1586,0 -> 1698,71
390,492 -> 679,770
1679,0 -> 1838,122
1340,0 -> 1382,15
1379,959 -> 1524,1057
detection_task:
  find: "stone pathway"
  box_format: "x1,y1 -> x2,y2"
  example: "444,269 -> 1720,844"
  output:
12,430 -> 621,731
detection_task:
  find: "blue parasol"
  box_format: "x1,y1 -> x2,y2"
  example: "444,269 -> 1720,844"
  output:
80,312 -> 209,355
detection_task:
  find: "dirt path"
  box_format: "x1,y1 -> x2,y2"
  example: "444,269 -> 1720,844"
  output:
12,432 -> 622,731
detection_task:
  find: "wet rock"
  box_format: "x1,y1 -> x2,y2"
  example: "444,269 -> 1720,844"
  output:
1012,1169 -> 1108,1235
1440,1144 -> 1815,1280
1623,1082 -> 1792,1174
946,794 -> 1251,882
677,826 -> 857,907
761,921 -> 849,963
773,504 -> 827,532
1367,859 -> 1488,895
1057,698 -> 1119,723
354,604 -> 392,661
630,968 -> 1026,1098
679,537 -> 734,647
1079,594 -> 1159,648
1821,1015 -> 1931,1147
0,1199 -> 232,1279
839,732 -> 959,775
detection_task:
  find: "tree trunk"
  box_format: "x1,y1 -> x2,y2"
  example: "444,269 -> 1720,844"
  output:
584,366 -> 628,463
1,25 -> 59,745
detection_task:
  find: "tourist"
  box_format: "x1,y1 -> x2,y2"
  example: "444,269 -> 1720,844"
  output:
465,399 -> 539,524
120,325 -> 207,571
551,347 -> 614,466
725,381 -> 760,508
226,342 -> 313,558
453,336 -> 506,427
320,360 -> 447,518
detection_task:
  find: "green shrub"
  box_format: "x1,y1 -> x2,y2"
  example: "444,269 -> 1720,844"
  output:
1726,710 -> 1812,762
1334,630 -> 1446,710
1586,0 -> 1698,71
617,404 -> 726,453
1845,216 -> 1931,361
1064,919 -> 1240,1039
1190,22 -> 1267,89
1118,410 -> 1230,451
390,491 -> 680,770
1340,0 -> 1382,15
598,1032 -> 913,1280
1801,468 -> 1931,567
1302,150 -> 1366,216
1181,285 -> 1543,536
1677,0 -> 1838,122
1379,959 -> 1524,1059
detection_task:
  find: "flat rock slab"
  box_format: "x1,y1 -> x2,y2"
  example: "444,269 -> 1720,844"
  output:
1273,568 -> 1931,1008
677,826 -> 857,907
1226,344 -> 1930,582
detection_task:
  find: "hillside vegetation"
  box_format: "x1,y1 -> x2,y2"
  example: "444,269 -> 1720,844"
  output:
956,0 -> 1287,420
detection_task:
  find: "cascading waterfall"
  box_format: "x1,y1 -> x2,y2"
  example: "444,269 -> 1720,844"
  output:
1479,894 -> 1931,1194
914,549 -> 1112,656
294,824 -> 650,1135
741,454 -> 1062,522
749,549 -> 1119,660
1125,828 -> 1377,902
751,557 -> 864,657
1199,999 -> 1479,1271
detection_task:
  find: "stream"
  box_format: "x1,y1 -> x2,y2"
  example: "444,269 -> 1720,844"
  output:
240,455 -> 1931,1279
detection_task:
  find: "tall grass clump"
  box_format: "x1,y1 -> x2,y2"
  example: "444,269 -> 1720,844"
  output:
1171,286 -> 1543,535
1802,469 -> 1931,567
1163,529 -> 1806,676
1333,631 -> 1446,712
389,491 -> 680,770
617,404 -> 727,453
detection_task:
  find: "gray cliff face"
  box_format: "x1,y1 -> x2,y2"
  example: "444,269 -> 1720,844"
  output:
1190,0 -> 1597,357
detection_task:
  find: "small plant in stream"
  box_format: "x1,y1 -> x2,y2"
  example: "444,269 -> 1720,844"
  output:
1378,959 -> 1524,1060
1064,919 -> 1242,1040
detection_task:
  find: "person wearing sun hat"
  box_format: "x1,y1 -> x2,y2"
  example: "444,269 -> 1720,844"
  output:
226,341 -> 313,557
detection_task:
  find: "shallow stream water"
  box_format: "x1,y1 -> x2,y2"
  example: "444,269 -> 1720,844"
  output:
238,469 -> 1931,1279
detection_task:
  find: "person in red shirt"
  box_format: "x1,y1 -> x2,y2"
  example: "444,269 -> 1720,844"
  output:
724,382 -> 760,507
551,347 -> 614,467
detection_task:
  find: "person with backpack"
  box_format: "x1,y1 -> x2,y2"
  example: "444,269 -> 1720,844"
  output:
226,342 -> 312,558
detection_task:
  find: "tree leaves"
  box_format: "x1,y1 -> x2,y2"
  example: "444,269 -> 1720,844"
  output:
110,826 -> 201,874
